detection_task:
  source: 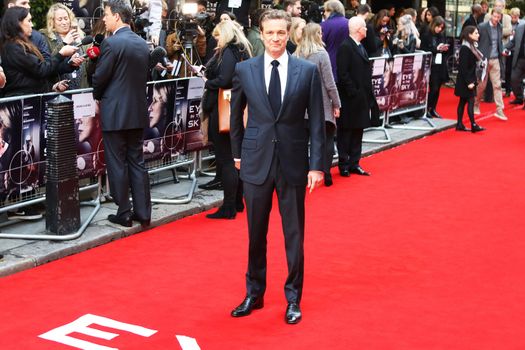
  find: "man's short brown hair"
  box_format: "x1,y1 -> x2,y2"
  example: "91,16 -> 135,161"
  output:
259,9 -> 292,32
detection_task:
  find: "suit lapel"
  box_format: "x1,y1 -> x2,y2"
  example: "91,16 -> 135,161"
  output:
250,55 -> 274,118
349,38 -> 368,62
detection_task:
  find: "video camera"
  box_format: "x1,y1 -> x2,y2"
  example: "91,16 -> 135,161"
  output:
132,5 -> 152,40
171,3 -> 212,43
301,0 -> 324,23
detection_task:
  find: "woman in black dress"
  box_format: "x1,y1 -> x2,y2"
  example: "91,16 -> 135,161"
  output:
203,20 -> 252,219
420,16 -> 449,119
454,25 -> 485,132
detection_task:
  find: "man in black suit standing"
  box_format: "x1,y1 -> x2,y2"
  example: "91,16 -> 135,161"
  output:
92,0 -> 151,227
229,10 -> 325,324
336,16 -> 377,177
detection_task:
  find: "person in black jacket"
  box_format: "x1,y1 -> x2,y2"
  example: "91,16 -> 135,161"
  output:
454,26 -> 485,133
0,7 -> 78,97
203,20 -> 252,219
336,16 -> 379,177
420,16 -> 449,119
463,4 -> 483,29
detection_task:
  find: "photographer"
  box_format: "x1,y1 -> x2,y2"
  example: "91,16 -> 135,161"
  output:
371,9 -> 394,58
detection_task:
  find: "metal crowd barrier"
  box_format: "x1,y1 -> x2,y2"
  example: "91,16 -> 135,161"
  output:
364,51 -> 435,143
0,77 -> 207,240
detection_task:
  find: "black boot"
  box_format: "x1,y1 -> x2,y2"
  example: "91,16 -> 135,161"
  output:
471,123 -> 485,133
206,204 -> 237,219
455,121 -> 469,131
430,108 -> 443,119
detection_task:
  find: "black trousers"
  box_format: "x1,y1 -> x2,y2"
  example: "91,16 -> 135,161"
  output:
457,96 -> 476,126
103,129 -> 151,221
336,127 -> 364,171
209,113 -> 242,209
428,72 -> 444,111
511,57 -> 525,100
243,155 -> 306,304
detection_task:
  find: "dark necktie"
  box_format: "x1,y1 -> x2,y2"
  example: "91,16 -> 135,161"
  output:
268,60 -> 281,117
358,44 -> 368,59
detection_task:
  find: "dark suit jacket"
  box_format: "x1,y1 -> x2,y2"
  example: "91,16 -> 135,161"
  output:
230,54 -> 325,186
336,38 -> 377,129
478,21 -> 503,63
92,26 -> 150,131
505,22 -> 525,68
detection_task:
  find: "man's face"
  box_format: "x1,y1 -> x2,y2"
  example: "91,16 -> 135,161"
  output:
511,14 -> 520,23
290,1 -> 301,17
481,3 -> 489,13
10,0 -> 30,8
103,6 -> 118,33
261,18 -> 289,58
491,12 -> 502,26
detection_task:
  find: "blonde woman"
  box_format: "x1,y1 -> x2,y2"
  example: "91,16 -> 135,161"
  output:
392,14 -> 420,54
287,17 -> 306,54
203,20 -> 252,219
41,3 -> 88,89
295,23 -> 341,186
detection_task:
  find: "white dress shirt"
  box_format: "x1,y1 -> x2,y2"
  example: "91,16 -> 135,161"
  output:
264,51 -> 288,102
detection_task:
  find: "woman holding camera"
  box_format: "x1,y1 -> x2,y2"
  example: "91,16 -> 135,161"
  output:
41,3 -> 89,90
202,20 -> 252,219
392,14 -> 420,54
420,16 -> 449,119
0,7 -> 78,97
454,25 -> 485,132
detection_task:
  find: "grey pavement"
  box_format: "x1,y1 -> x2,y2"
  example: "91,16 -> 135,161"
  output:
0,118 -> 456,277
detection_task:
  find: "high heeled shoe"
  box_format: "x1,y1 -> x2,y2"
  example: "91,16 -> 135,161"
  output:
206,205 -> 236,219
471,123 -> 485,133
455,124 -> 469,132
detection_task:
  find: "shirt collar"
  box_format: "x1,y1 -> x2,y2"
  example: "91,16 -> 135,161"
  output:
264,50 -> 288,69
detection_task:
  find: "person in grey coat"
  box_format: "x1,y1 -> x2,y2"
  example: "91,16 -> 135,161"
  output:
504,20 -> 525,107
295,22 -> 341,186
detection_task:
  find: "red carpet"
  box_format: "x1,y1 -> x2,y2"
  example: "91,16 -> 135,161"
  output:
0,92 -> 524,349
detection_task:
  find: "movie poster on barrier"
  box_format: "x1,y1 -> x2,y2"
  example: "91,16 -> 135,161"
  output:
19,96 -> 43,194
389,56 -> 413,114
72,92 -> 103,179
371,58 -> 389,112
184,77 -> 206,152
415,54 -> 432,107
0,100 -> 23,202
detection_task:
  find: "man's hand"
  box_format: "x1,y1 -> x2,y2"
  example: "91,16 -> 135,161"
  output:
307,170 -> 324,194
333,107 -> 340,118
234,159 -> 241,170
69,53 -> 85,67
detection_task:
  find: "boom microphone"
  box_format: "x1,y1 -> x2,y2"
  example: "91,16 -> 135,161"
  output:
93,34 -> 105,47
75,35 -> 93,47
149,46 -> 168,69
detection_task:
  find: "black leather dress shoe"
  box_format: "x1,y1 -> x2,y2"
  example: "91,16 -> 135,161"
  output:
108,214 -> 132,227
509,99 -> 523,105
231,296 -> 264,317
455,124 -> 469,132
198,179 -> 223,190
430,110 -> 443,119
471,123 -> 485,133
350,166 -> 370,176
285,303 -> 302,324
339,169 -> 350,177
131,213 -> 151,227
206,206 -> 236,219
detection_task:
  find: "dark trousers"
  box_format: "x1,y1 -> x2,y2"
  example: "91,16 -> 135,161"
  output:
505,55 -> 513,93
336,127 -> 364,171
428,73 -> 444,111
103,129 -> 151,221
324,122 -> 336,176
457,96 -> 476,126
209,115 -> 242,209
243,155 -> 306,304
511,57 -> 525,100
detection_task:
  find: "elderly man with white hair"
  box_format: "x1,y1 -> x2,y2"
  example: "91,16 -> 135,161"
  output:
336,16 -> 379,177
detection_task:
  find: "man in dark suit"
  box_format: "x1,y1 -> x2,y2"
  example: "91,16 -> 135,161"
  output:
336,16 -> 378,177
504,21 -> 525,107
92,0 -> 151,227
229,10 -> 325,325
